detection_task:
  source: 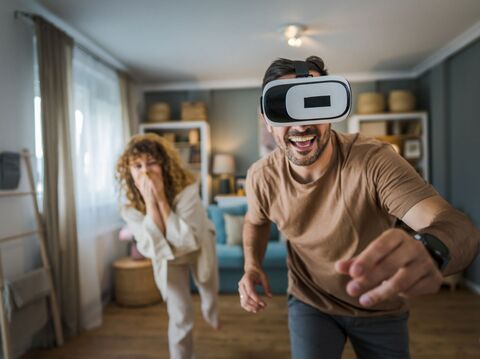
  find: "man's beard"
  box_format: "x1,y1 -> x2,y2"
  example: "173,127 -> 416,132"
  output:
281,127 -> 331,166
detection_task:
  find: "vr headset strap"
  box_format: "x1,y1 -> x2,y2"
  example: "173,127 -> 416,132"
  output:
260,61 -> 312,114
293,61 -> 310,78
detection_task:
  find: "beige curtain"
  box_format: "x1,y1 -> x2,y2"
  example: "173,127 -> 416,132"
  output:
34,17 -> 80,338
118,71 -> 138,141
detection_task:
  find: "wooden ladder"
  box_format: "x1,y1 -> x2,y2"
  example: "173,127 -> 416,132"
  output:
0,149 -> 64,359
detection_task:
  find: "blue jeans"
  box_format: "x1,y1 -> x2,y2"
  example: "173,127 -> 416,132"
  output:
288,295 -> 410,359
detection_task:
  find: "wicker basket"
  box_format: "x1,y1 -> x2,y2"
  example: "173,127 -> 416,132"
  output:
181,101 -> 207,121
113,257 -> 161,307
388,90 -> 415,112
148,102 -> 171,122
357,92 -> 386,114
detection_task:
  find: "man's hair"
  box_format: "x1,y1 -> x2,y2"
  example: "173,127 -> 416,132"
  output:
262,56 -> 328,89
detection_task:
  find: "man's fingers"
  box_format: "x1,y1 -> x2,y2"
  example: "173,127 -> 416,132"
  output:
260,273 -> 273,298
334,258 -> 355,275
346,240 -> 422,296
349,229 -> 404,278
243,280 -> 264,307
238,285 -> 264,313
399,269 -> 443,299
238,270 -> 272,312
239,295 -> 261,313
357,258 -> 441,307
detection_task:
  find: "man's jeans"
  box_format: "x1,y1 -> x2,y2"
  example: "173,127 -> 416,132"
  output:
288,295 -> 410,359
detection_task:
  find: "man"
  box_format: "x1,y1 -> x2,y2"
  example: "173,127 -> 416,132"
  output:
238,56 -> 480,358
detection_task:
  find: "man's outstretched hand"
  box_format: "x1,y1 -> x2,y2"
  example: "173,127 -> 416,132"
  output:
335,228 -> 443,308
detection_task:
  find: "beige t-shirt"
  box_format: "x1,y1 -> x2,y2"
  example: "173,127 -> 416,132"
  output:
246,131 -> 437,316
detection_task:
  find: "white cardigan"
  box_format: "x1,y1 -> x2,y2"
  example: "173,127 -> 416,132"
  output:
121,183 -> 217,300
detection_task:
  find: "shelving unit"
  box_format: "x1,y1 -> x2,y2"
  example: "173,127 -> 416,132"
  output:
139,121 -> 211,207
348,112 -> 429,181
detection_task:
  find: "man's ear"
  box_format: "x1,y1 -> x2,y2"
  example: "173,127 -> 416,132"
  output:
260,113 -> 273,133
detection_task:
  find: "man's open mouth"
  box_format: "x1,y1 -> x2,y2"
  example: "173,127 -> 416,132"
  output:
287,134 -> 317,151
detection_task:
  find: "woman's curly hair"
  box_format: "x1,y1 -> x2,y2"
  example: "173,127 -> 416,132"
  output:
116,133 -> 196,214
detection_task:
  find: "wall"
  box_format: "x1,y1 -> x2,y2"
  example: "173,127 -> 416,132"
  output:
0,0 -> 46,356
418,39 -> 480,288
0,0 -> 40,280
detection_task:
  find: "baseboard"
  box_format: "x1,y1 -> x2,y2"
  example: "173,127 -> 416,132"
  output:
464,279 -> 480,294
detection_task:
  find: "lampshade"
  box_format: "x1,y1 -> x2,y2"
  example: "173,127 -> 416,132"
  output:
213,154 -> 235,175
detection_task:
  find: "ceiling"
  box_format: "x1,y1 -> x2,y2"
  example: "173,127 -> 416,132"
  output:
37,0 -> 480,87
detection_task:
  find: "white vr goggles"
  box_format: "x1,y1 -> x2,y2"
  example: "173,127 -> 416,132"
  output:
260,61 -> 352,127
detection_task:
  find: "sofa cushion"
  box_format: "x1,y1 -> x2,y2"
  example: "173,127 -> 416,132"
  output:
262,242 -> 288,268
216,244 -> 244,268
208,204 -> 280,244
208,204 -> 247,244
224,214 -> 244,246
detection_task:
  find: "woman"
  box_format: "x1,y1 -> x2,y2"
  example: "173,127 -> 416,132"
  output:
116,133 -> 219,359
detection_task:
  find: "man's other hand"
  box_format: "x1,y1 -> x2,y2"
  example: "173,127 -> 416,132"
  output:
238,266 -> 273,313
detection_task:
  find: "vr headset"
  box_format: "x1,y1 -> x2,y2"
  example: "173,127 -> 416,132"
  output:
260,61 -> 352,127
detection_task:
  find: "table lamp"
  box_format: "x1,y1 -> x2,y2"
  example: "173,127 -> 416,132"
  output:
213,154 -> 235,194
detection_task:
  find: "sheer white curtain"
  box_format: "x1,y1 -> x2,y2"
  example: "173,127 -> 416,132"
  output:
72,48 -> 124,329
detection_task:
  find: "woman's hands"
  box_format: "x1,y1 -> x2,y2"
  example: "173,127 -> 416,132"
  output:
136,171 -> 156,206
136,169 -> 171,217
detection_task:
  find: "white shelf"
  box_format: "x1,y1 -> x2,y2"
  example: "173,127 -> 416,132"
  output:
214,195 -> 247,208
139,121 -> 211,207
348,112 -> 429,181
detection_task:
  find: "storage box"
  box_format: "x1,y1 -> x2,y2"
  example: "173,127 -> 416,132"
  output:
388,90 -> 415,112
147,102 -> 171,122
357,92 -> 386,114
181,101 -> 207,121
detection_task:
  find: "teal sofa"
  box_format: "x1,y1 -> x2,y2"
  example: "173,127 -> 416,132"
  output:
207,204 -> 288,294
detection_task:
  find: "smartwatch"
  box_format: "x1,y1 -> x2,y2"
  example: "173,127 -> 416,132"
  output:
413,233 -> 451,271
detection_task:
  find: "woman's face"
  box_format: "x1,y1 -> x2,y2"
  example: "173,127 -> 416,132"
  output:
128,153 -> 162,187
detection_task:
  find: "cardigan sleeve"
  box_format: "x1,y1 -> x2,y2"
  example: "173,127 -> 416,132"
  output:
121,206 -> 175,261
165,184 -> 205,257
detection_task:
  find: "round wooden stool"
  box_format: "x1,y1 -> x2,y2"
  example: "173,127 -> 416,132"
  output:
113,257 -> 162,307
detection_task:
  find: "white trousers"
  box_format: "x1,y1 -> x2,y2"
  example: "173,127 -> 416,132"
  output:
166,263 -> 219,359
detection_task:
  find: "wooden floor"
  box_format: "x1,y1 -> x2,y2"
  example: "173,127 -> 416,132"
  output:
22,287 -> 480,359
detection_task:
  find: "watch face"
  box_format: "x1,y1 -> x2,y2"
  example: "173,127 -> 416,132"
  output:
423,233 -> 450,255
415,233 -> 450,271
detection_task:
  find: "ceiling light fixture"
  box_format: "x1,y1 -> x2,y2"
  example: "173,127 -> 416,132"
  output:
282,24 -> 307,47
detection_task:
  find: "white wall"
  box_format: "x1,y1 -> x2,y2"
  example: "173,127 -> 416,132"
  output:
0,0 -> 43,279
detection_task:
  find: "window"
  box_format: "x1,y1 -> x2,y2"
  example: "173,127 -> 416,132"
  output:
71,47 -> 124,233
33,37 -> 43,210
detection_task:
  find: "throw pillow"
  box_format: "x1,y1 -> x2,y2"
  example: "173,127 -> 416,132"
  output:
224,214 -> 244,246
207,204 -> 247,244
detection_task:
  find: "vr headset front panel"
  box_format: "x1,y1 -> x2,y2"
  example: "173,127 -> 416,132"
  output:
262,76 -> 352,127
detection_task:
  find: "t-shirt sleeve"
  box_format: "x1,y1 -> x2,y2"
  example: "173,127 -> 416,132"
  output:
245,167 -> 270,225
366,144 -> 437,219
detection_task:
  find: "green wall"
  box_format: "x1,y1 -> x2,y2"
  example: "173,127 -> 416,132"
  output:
418,39 -> 480,287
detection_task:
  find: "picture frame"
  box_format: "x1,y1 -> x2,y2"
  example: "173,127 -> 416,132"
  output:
235,176 -> 246,196
403,139 -> 422,159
